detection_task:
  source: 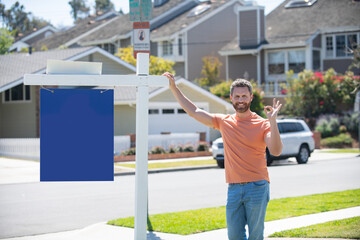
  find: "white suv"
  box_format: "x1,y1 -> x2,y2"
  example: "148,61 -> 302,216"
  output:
211,119 -> 315,168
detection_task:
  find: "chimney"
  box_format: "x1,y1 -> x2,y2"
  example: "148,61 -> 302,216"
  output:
236,2 -> 265,49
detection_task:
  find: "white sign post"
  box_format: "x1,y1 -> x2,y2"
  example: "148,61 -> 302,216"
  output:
24,53 -> 168,240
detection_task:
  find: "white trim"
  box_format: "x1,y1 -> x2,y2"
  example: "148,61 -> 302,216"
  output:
184,32 -> 189,79
2,84 -> 32,104
65,16 -> 120,47
322,32 -> 360,60
236,5 -> 265,12
320,26 -> 360,34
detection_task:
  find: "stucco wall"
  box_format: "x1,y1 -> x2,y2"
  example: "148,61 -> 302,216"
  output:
114,105 -> 136,136
187,2 -> 238,81
0,86 -> 37,138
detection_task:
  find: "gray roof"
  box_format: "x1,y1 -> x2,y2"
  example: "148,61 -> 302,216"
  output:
151,1 -> 230,39
94,86 -> 162,102
79,0 -> 186,44
221,0 -> 360,52
31,12 -> 118,50
266,0 -> 360,44
0,47 -> 94,90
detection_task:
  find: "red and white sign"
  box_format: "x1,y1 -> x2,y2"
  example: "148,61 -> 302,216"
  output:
133,22 -> 150,59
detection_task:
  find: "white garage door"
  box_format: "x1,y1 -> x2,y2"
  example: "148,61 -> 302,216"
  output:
148,102 -> 209,141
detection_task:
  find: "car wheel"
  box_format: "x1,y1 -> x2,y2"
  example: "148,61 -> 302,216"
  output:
296,145 -> 309,164
266,148 -> 273,166
216,159 -> 224,168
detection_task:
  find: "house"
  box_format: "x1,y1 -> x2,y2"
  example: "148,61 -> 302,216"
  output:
219,0 -> 360,100
31,10 -> 121,51
0,47 -> 136,138
0,47 -> 233,142
32,0 -> 247,82
9,25 -> 58,52
112,77 -> 234,142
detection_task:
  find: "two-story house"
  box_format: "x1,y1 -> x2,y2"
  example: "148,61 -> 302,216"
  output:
219,0 -> 360,100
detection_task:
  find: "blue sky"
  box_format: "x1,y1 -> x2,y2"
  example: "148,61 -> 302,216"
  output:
1,0 -> 285,29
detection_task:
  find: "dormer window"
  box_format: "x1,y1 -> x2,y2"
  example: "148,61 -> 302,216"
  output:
285,0 -> 317,8
154,0 -> 169,8
187,4 -> 211,17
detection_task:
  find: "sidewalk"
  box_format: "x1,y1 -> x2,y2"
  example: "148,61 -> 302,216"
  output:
0,150 -> 359,240
3,206 -> 360,240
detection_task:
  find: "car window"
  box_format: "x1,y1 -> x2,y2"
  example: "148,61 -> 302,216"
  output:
278,122 -> 304,133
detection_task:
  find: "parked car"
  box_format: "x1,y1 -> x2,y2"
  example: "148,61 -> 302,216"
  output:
211,119 -> 315,168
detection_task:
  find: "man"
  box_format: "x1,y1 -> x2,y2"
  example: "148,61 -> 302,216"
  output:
163,72 -> 283,240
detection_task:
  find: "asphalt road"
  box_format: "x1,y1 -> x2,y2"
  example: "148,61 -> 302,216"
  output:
0,155 -> 359,239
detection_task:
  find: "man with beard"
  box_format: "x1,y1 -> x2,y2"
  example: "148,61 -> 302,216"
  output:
163,72 -> 283,240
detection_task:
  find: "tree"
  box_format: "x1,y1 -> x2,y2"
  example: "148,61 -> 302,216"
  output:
68,0 -> 90,22
196,56 -> 222,88
95,0 -> 114,13
0,2 -> 50,37
115,46 -> 175,75
0,28 -> 15,54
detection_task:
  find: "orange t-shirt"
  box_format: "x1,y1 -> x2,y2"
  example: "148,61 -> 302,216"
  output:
212,112 -> 271,183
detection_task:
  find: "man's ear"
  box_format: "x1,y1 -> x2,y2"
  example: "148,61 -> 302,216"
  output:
230,94 -> 233,102
251,94 -> 254,102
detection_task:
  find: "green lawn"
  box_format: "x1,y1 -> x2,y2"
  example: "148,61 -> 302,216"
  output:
321,149 -> 360,153
270,216 -> 360,238
107,189 -> 360,235
116,159 -> 217,169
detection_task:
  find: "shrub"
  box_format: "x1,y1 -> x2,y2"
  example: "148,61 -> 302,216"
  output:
149,146 -> 166,155
121,148 -> 136,156
183,144 -> 195,152
339,125 -> 347,133
341,112 -> 359,138
197,142 -> 209,152
328,117 -> 340,136
321,133 -> 353,148
315,119 -> 333,138
168,146 -> 176,153
175,145 -> 184,153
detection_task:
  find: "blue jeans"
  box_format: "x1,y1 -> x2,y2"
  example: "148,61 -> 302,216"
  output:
226,180 -> 270,240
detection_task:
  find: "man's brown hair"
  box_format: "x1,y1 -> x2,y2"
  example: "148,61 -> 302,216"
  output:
230,79 -> 253,96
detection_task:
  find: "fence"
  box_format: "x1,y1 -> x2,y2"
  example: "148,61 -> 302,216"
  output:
0,133 -> 200,160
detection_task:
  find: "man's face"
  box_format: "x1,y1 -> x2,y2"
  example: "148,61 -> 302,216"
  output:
230,87 -> 253,113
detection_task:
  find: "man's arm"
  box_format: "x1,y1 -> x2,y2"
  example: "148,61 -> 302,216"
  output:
163,72 -> 214,128
264,98 -> 283,156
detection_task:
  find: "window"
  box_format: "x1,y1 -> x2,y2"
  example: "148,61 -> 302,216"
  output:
178,38 -> 183,56
285,0 -> 317,8
278,122 -> 304,133
312,50 -> 321,72
326,36 -> 333,57
177,108 -> 186,114
288,50 -> 305,73
268,52 -> 285,74
326,33 -> 359,58
162,41 -> 173,56
4,84 -> 31,102
162,109 -> 174,114
103,43 -> 115,54
149,109 -> 159,114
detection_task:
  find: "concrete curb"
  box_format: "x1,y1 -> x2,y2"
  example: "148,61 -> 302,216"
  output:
114,165 -> 219,176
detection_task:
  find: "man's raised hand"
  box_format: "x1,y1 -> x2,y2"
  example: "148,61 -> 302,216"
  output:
264,98 -> 282,121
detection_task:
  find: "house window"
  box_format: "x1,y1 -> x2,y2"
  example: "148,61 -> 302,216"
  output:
326,36 -> 333,57
162,109 -> 174,114
268,52 -> 285,74
177,108 -> 186,114
4,84 -> 31,102
326,33 -> 359,58
149,109 -> 159,114
312,50 -> 321,71
288,50 -> 305,73
103,43 -> 115,54
336,35 -> 346,57
178,38 -> 183,56
162,41 -> 173,56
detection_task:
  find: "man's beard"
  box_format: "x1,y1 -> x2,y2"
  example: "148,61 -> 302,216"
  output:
232,101 -> 251,113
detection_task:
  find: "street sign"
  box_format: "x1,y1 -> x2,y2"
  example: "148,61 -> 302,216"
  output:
129,0 -> 152,22
133,22 -> 150,58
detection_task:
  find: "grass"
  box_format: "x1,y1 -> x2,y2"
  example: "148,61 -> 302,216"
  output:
107,189 -> 360,235
116,159 -> 217,169
270,216 -> 360,238
321,149 -> 360,153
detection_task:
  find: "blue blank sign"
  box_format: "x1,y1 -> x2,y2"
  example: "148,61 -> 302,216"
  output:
40,89 -> 114,181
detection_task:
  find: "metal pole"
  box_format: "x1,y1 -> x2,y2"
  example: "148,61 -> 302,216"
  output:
134,53 -> 149,240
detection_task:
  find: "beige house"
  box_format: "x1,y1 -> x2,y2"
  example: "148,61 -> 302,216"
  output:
0,47 -> 233,142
